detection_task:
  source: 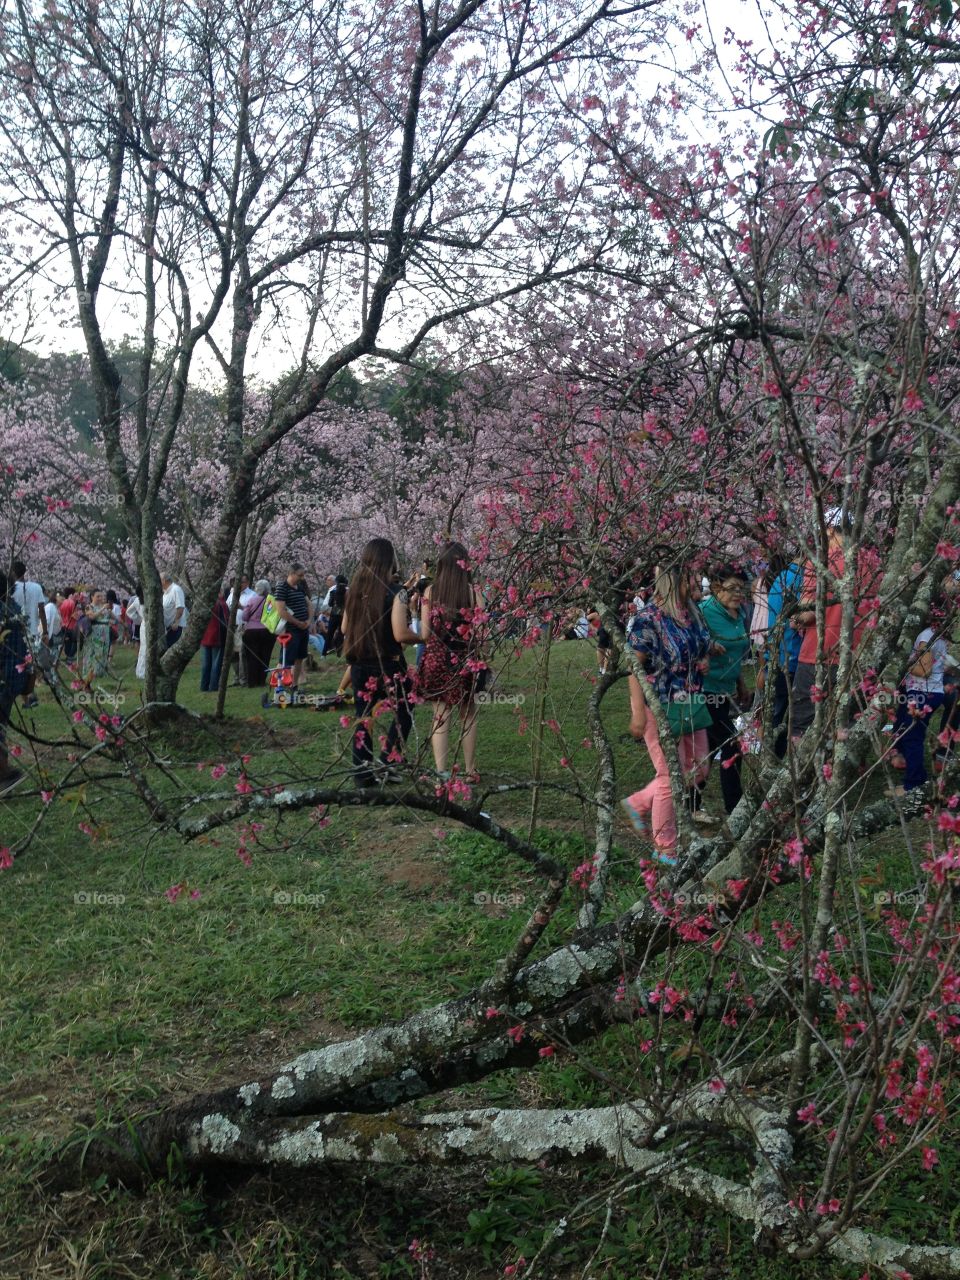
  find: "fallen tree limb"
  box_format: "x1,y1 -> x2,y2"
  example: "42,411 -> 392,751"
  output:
164,1098 -> 960,1278
51,743 -> 943,1186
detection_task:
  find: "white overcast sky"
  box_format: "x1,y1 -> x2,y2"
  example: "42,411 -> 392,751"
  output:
7,0 -> 783,387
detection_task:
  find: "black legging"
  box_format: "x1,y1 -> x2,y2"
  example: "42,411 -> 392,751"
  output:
350,660 -> 413,782
691,693 -> 743,815
327,611 -> 344,655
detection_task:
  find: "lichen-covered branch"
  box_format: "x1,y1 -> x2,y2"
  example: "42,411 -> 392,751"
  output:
112,1097 -> 960,1278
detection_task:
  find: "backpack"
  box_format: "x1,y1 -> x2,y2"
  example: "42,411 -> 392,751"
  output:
0,603 -> 29,699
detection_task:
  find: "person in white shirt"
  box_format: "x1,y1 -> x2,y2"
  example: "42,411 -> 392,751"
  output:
44,596 -> 63,662
12,560 -> 48,642
226,575 -> 257,685
160,573 -> 186,650
226,575 -> 256,613
12,560 -> 48,708
125,590 -> 143,639
126,589 -> 148,679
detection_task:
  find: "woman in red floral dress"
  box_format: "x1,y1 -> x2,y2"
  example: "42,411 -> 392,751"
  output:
418,542 -> 485,780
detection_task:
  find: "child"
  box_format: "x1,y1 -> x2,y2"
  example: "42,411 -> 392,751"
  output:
889,622 -> 950,794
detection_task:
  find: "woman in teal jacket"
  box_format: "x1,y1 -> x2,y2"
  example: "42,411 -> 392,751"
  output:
693,564 -> 751,818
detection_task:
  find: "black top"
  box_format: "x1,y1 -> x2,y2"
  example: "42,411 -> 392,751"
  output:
377,583 -> 406,664
275,580 -> 309,622
351,583 -> 407,665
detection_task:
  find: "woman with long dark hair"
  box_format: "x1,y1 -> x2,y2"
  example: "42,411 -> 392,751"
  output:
418,542 -> 485,779
342,538 -> 418,786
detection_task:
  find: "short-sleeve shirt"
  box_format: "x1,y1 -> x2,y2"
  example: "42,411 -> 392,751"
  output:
274,580 -> 309,623
627,604 -> 710,704
45,601 -> 62,638
13,580 -> 46,638
162,583 -> 186,629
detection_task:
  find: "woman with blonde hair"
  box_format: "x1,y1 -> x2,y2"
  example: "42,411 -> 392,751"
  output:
418,541 -> 485,779
620,564 -> 711,864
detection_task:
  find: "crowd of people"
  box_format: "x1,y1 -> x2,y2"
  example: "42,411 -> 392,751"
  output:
0,542 -> 491,794
613,512 -> 959,865
2,518 -> 957,819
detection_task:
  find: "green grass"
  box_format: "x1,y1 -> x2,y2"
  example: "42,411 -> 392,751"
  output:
0,641 -> 956,1278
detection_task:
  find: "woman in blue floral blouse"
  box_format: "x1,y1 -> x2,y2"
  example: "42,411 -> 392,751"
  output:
621,566 -> 711,863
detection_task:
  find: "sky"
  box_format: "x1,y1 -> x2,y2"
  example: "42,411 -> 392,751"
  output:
2,0 -> 784,390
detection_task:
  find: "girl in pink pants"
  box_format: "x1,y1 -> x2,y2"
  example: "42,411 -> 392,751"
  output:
627,712 -> 697,856
620,566 -> 712,864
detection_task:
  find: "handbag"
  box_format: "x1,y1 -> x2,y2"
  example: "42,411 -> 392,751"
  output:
260,594 -> 287,635
665,690 -> 712,737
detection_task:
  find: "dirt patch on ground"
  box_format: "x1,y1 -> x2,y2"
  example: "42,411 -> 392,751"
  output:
360,822 -> 452,892
177,1009 -> 355,1097
383,848 -> 448,892
2,1008 -> 359,1150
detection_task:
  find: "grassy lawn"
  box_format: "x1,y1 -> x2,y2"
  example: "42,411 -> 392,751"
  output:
0,640 -> 955,1278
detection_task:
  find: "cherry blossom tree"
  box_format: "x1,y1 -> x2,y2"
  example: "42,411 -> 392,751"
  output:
0,0 -> 659,704
8,0 -> 960,1272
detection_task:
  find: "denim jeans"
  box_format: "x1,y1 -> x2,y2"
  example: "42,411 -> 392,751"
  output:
689,693 -> 742,815
200,644 -> 223,692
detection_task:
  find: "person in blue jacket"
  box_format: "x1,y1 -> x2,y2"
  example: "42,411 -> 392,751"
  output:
757,557 -> 804,759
